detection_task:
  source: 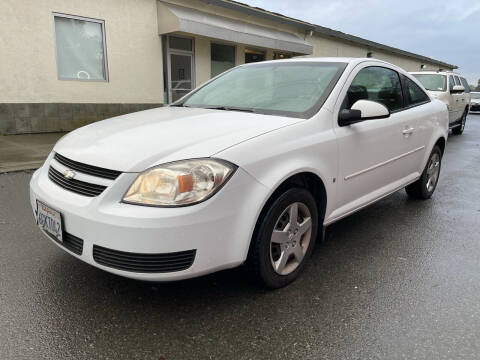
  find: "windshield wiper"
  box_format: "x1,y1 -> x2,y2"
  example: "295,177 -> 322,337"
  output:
203,106 -> 256,113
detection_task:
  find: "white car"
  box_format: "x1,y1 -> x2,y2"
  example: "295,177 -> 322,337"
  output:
30,58 -> 448,288
410,71 -> 470,135
470,92 -> 480,113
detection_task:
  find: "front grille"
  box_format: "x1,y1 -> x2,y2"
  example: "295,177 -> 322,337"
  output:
54,153 -> 121,180
46,231 -> 84,255
470,104 -> 480,111
93,245 -> 196,273
48,166 -> 106,197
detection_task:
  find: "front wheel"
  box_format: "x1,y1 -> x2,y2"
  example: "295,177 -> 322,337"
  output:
405,145 -> 442,199
248,188 -> 318,289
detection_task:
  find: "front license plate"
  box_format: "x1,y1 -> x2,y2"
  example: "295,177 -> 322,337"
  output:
36,201 -> 63,243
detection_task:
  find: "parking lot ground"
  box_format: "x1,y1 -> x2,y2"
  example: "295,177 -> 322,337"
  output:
1,115 -> 480,360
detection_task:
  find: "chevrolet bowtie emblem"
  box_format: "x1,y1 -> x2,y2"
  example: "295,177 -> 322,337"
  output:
63,169 -> 76,179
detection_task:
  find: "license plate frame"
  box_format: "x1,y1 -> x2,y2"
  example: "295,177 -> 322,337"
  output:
36,200 -> 63,243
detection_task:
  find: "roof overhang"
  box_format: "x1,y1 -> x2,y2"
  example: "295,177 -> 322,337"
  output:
198,0 -> 457,70
157,1 -> 313,55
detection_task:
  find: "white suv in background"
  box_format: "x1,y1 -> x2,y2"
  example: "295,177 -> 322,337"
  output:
411,71 -> 471,135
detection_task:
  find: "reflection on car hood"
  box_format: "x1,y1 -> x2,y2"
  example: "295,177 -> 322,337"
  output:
53,107 -> 300,172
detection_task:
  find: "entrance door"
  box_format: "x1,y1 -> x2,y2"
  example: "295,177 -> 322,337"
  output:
165,36 -> 195,103
169,52 -> 193,102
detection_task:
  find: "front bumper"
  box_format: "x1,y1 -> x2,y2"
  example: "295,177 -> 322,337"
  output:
29,155 -> 269,281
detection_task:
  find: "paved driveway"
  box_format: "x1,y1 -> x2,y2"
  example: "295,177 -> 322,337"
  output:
1,115 -> 479,359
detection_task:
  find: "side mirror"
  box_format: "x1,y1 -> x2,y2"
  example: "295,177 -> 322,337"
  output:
450,85 -> 465,94
338,100 -> 390,126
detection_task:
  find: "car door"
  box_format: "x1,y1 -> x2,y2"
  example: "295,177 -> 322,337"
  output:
453,75 -> 464,121
448,75 -> 460,123
401,75 -> 433,172
331,64 -> 420,220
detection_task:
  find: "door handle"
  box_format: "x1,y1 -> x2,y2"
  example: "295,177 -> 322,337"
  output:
402,127 -> 414,135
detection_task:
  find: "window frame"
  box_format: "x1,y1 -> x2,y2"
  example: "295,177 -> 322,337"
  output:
400,74 -> 431,110
341,65 -> 406,115
52,12 -> 109,82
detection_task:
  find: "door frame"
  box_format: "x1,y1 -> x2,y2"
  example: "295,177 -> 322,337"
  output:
166,35 -> 195,103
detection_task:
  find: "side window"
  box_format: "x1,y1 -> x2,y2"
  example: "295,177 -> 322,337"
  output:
454,75 -> 461,85
460,77 -> 471,93
405,77 -> 429,106
345,66 -> 403,112
449,76 -> 455,90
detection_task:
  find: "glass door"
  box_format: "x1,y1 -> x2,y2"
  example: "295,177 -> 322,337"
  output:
166,36 -> 195,103
169,52 -> 193,102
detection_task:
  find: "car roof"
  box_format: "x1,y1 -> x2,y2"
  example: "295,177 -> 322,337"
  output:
245,57 -> 406,71
255,57 -> 388,65
410,71 -> 465,77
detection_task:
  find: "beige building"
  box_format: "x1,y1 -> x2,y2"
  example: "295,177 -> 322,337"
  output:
0,0 -> 457,134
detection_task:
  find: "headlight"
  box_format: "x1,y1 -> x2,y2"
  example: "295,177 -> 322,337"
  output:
122,159 -> 237,207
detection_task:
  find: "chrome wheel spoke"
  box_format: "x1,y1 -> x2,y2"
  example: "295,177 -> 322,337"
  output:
274,249 -> 290,273
297,217 -> 312,237
292,244 -> 304,263
289,203 -> 299,227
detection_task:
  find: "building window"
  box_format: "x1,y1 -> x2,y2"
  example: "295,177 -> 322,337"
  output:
169,36 -> 193,52
53,13 -> 108,81
211,43 -> 235,78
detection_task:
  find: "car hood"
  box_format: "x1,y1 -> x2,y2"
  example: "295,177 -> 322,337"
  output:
54,107 -> 300,172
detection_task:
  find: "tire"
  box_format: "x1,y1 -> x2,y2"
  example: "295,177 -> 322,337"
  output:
452,109 -> 467,135
248,188 -> 319,289
405,145 -> 442,200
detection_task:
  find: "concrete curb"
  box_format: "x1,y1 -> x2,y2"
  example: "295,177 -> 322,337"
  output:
0,162 -> 41,174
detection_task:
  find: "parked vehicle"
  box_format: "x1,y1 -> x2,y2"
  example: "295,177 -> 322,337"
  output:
470,92 -> 480,113
30,58 -> 449,288
411,71 -> 470,134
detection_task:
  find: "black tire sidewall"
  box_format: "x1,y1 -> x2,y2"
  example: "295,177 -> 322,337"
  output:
254,188 -> 318,288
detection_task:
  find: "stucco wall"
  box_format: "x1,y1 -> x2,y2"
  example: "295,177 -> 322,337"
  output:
308,34 -> 453,72
0,0 -> 163,104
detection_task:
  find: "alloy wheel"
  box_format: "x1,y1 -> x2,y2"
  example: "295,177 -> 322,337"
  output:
270,202 -> 312,275
426,152 -> 440,192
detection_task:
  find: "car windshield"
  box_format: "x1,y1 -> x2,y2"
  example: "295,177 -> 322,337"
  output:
178,62 -> 347,118
412,74 -> 447,92
471,93 -> 480,99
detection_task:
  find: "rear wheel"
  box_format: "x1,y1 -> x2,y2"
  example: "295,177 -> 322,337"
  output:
405,145 -> 442,199
452,109 -> 467,135
248,188 -> 318,289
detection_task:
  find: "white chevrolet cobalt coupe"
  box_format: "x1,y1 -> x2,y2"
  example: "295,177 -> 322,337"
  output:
30,58 -> 448,288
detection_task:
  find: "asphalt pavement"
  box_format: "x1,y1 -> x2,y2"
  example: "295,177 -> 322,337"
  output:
1,115 -> 480,360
